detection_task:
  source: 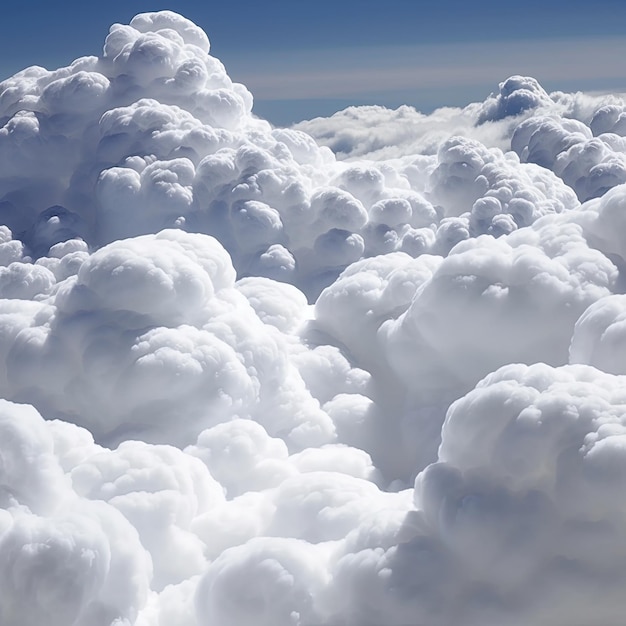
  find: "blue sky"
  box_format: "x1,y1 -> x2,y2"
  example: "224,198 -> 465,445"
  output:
2,0 -> 626,125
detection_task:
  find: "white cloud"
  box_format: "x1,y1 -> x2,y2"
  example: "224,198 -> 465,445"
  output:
4,10 -> 626,626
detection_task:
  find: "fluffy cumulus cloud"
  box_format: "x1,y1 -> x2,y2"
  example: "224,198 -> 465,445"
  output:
5,10 -> 626,626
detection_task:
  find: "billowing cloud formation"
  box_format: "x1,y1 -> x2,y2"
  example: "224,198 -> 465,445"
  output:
4,10 -> 626,626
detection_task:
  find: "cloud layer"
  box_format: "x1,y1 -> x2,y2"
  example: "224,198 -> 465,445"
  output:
3,11 -> 626,626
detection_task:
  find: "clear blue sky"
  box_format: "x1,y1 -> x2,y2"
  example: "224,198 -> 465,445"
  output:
2,0 -> 626,125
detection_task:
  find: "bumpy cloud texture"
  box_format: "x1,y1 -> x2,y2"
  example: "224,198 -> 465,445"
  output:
4,11 -> 626,626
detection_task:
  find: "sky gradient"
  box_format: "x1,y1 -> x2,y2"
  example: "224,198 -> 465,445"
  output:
2,0 -> 626,124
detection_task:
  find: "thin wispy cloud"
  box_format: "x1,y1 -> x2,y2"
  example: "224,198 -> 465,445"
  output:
231,36 -> 626,101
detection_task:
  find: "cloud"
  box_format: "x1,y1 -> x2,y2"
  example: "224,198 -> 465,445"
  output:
3,9 -> 626,626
